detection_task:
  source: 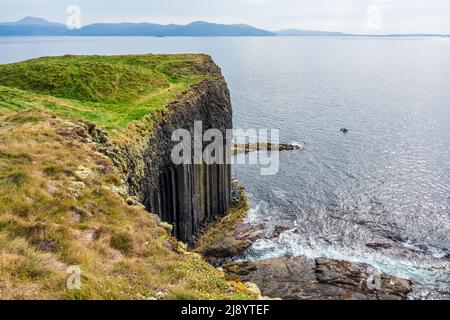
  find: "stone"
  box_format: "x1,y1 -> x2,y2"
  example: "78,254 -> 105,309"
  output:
81,229 -> 96,243
366,243 -> 393,250
97,165 -> 114,174
224,256 -> 413,300
87,122 -> 96,135
126,196 -> 140,206
150,214 -> 162,225
98,132 -> 109,144
177,241 -> 188,252
233,223 -> 266,242
67,188 -> 80,199
70,181 -> 86,190
68,206 -> 90,222
154,291 -> 167,300
32,239 -> 58,252
315,257 -> 412,299
159,222 -> 174,235
232,143 -> 301,154
244,282 -> 262,299
203,235 -> 252,259
111,185 -> 128,196
75,166 -> 94,180
72,126 -> 86,138
223,261 -> 257,280
270,225 -> 290,239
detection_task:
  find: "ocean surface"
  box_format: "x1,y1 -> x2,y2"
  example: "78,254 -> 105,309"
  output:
1,36 -> 449,299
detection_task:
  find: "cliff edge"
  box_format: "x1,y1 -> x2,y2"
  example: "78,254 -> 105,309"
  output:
0,54 -> 253,299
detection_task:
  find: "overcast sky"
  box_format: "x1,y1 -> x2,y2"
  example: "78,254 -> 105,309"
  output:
1,0 -> 450,34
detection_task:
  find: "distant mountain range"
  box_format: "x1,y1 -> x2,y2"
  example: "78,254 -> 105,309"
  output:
0,17 -> 274,37
0,16 -> 448,38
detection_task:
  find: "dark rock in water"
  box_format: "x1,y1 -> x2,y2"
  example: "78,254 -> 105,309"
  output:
278,144 -> 301,151
340,128 -> 349,134
233,223 -> 266,242
232,143 -> 301,154
232,223 -> 289,243
270,225 -> 290,239
224,256 -> 412,300
366,243 -> 393,250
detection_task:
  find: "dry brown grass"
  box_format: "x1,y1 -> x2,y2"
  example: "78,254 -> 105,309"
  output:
0,108 -> 254,300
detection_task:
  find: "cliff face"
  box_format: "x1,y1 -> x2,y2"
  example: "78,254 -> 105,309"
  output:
114,67 -> 233,244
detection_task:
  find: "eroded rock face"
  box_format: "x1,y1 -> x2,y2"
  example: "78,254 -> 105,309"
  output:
224,256 -> 412,300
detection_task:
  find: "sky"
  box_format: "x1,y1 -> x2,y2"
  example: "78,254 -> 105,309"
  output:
1,0 -> 450,34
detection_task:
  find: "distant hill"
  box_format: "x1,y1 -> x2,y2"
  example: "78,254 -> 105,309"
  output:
0,17 -> 275,37
166,21 -> 275,37
0,17 -> 447,37
0,16 -> 64,26
0,16 -> 68,36
276,29 -> 347,36
70,23 -> 181,36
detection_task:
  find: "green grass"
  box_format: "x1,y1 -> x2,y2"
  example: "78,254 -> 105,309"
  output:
0,54 -> 212,130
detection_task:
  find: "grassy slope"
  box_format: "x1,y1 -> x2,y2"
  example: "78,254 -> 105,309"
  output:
0,55 -> 253,300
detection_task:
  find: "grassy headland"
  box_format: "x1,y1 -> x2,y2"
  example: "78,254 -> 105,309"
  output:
0,54 -> 210,130
0,54 -> 254,300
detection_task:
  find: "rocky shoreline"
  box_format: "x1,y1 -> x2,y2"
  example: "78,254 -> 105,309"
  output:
198,184 -> 414,300
223,257 -> 412,300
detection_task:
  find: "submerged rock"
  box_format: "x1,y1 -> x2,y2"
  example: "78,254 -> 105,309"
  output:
224,256 -> 412,300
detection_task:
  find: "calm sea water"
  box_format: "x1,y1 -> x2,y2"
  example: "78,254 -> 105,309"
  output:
1,36 -> 449,299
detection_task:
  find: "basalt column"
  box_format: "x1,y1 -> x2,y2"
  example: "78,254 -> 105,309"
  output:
149,162 -> 231,244
118,58 -> 233,245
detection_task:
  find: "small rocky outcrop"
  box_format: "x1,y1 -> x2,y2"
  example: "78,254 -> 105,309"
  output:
224,256 -> 412,300
203,235 -> 252,260
232,143 -> 301,155
366,242 -> 393,250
